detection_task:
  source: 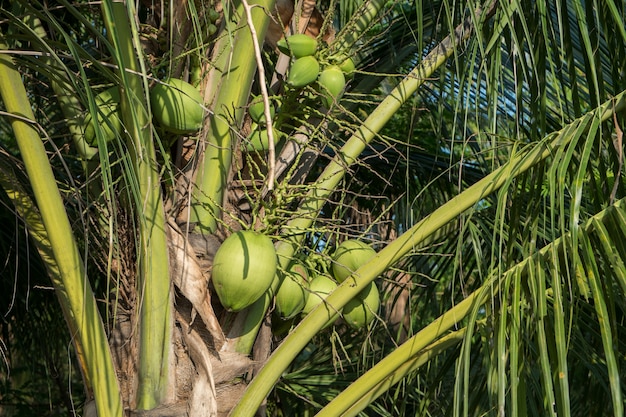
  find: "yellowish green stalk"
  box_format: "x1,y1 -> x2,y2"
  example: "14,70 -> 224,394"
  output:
224,292 -> 273,352
320,328 -> 469,417
0,39 -> 123,417
331,0 -> 388,54
101,1 -> 173,409
231,89 -> 626,415
190,0 -> 276,233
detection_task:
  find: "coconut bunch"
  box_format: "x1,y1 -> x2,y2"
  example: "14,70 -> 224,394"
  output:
210,229 -> 380,331
239,32 -> 356,153
278,33 -> 355,108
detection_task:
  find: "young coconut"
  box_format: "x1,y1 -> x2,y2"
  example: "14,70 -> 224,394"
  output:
342,281 -> 380,329
331,239 -> 376,283
317,65 -> 346,108
208,8 -> 220,22
301,274 -> 340,327
211,230 -> 277,312
337,56 -> 356,77
84,87 -> 122,145
287,56 -> 320,88
244,123 -> 281,153
150,78 -> 204,134
275,260 -> 309,318
277,33 -> 318,58
248,95 -> 276,124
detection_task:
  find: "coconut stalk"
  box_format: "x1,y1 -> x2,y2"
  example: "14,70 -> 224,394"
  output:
0,37 -> 123,417
190,0 -> 276,233
101,0 -> 173,409
320,328 -> 469,417
230,69 -> 626,417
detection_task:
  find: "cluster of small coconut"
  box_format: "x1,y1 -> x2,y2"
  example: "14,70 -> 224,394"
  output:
83,78 -> 204,145
211,231 -> 380,331
279,33 -> 355,108
242,34 -> 356,153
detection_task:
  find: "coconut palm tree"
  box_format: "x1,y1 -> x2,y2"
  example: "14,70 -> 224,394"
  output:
1,0 -> 626,416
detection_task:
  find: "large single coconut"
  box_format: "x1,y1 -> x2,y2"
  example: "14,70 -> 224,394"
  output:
211,231 -> 277,312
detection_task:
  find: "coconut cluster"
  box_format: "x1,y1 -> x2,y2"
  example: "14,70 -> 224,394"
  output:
278,33 -> 354,108
240,35 -> 356,154
279,238 -> 381,330
209,231 -> 380,332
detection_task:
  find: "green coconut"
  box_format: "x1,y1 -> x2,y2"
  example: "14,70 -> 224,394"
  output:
244,124 -> 282,153
301,274 -> 341,328
84,87 -> 122,145
337,56 -> 356,77
317,65 -> 346,108
287,56 -> 320,88
211,230 -> 277,312
342,281 -> 380,329
248,95 -> 276,124
331,239 -> 376,283
150,78 -> 204,134
277,34 -> 318,58
301,274 -> 337,315
275,260 -> 309,318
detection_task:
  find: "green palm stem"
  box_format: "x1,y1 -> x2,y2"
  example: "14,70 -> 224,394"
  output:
190,0 -> 276,233
196,1 -> 246,113
330,0 -> 387,56
0,166 -> 93,387
101,1 -> 173,409
231,88 -> 626,415
226,0 -> 490,358
0,39 -> 123,417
